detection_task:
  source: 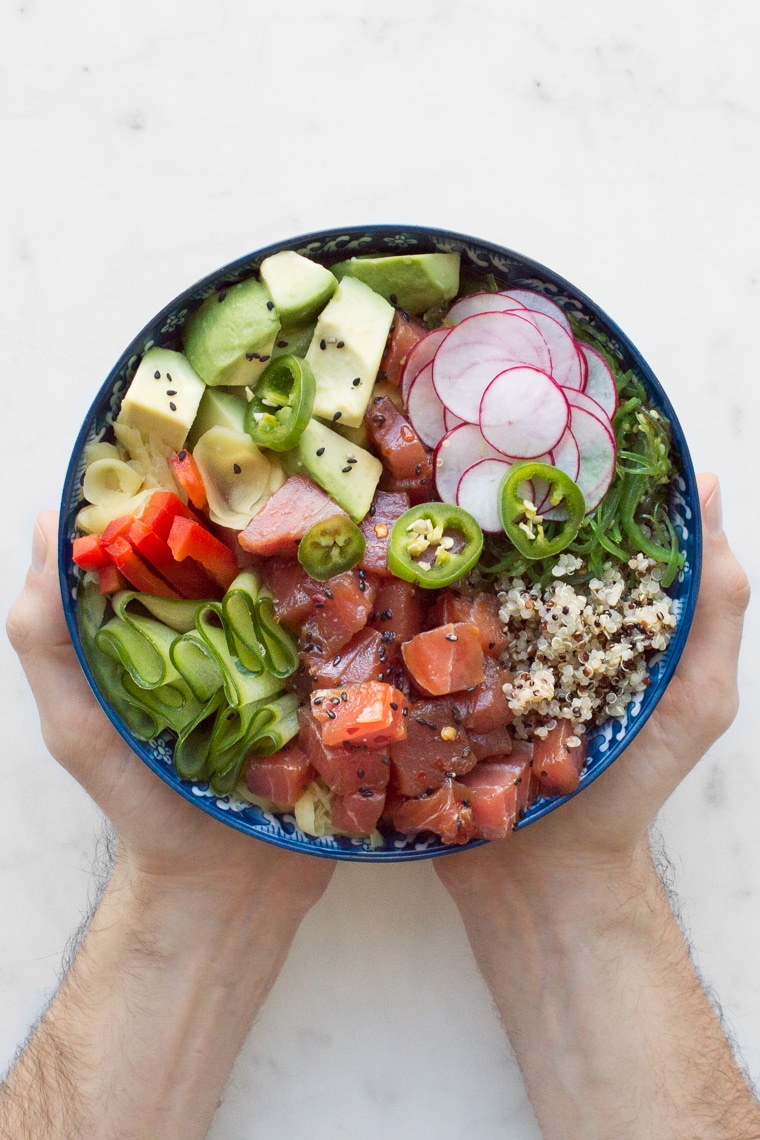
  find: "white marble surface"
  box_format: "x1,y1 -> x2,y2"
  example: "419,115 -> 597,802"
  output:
1,1 -> 759,1135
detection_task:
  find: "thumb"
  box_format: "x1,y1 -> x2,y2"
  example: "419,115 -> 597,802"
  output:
6,511 -> 133,790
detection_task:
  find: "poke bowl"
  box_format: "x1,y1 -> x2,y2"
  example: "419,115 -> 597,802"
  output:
59,225 -> 701,861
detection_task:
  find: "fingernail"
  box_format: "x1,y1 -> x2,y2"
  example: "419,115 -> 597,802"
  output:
31,521 -> 48,573
704,482 -> 723,537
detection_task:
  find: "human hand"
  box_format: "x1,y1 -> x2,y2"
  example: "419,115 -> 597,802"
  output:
435,473 -> 750,900
6,511 -> 334,911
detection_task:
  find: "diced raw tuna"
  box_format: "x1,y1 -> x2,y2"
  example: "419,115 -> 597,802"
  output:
466,725 -> 513,761
306,627 -> 387,687
244,742 -> 314,809
390,697 -> 476,798
450,656 -> 514,733
330,788 -> 386,836
359,490 -> 410,577
364,395 -> 433,480
310,682 -> 408,749
369,577 -> 426,664
429,591 -> 509,657
262,558 -> 320,630
392,780 -> 478,846
401,622 -> 485,696
298,707 -> 390,795
300,569 -> 379,660
379,310 -> 429,387
378,464 -> 435,505
238,475 -> 346,557
532,720 -> 588,796
461,758 -> 529,840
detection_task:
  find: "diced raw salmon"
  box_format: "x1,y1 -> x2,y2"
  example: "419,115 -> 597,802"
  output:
392,780 -> 478,846
401,622 -> 485,697
532,720 -> 588,796
330,788 -> 386,836
298,707 -> 390,795
429,591 -> 509,657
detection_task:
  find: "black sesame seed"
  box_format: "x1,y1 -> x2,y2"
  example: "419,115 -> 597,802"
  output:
389,701 -> 398,711
178,450 -> 187,461
169,401 -> 177,412
352,377 -> 361,386
360,787 -> 374,798
330,696 -> 341,705
357,768 -> 365,778
402,706 -> 409,717
166,389 -> 177,396
333,656 -> 342,666
341,691 -> 348,701
342,466 -> 352,473
346,457 -> 357,464
390,293 -> 398,304
266,300 -> 274,310
382,609 -> 393,620
316,447 -> 325,456
323,587 -> 333,599
332,411 -> 342,421
337,340 -> 345,349
488,641 -> 495,649
445,633 -> 458,642
325,709 -> 337,720
371,414 -> 386,425
259,354 -> 270,363
320,339 -> 326,350
233,463 -> 242,474
312,696 -> 323,705
154,370 -> 161,379
373,396 -> 383,405
218,291 -> 227,303
277,340 -> 288,348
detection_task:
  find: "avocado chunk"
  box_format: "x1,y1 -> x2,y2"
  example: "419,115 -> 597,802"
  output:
305,277 -> 394,428
115,347 -> 205,452
271,319 -> 317,361
296,418 -> 382,522
183,275 -> 280,387
331,252 -> 460,315
260,250 -> 337,326
185,388 -> 247,449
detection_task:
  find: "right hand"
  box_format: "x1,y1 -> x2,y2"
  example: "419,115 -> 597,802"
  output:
436,473 -> 750,900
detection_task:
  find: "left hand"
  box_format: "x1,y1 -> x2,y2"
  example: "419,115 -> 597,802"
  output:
7,510 -> 335,911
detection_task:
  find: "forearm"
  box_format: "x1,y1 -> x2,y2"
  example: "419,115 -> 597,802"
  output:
0,853 -> 311,1140
445,842 -> 760,1140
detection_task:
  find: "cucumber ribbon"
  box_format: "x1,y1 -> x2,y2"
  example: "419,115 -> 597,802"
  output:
84,570 -> 300,793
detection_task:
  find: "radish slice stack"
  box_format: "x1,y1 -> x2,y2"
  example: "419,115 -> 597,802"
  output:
402,289 -> 618,531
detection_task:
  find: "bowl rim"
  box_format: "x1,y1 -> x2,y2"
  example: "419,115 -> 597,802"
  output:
58,223 -> 703,861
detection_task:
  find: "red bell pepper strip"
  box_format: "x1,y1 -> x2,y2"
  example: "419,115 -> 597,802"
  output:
166,516 -> 239,590
102,535 -> 182,599
126,519 -> 219,600
72,533 -> 112,572
100,514 -> 135,546
97,562 -> 129,595
141,490 -> 199,543
171,451 -> 208,511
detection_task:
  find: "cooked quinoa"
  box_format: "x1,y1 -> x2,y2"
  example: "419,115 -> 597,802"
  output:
496,552 -> 677,741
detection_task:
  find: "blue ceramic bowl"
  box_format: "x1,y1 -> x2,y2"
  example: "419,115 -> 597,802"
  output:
59,225 -> 701,861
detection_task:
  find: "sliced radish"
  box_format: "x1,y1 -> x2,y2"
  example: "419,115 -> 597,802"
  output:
406,363 -> 447,449
568,403 -> 616,512
479,367 -> 569,459
550,427 -> 581,482
579,343 -> 618,418
432,311 -> 552,422
445,291 -> 526,325
400,327 -> 449,404
434,423 -> 508,505
456,458 -> 512,532
499,289 -> 573,334
513,310 -> 585,390
565,387 -> 613,431
444,407 -> 464,431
